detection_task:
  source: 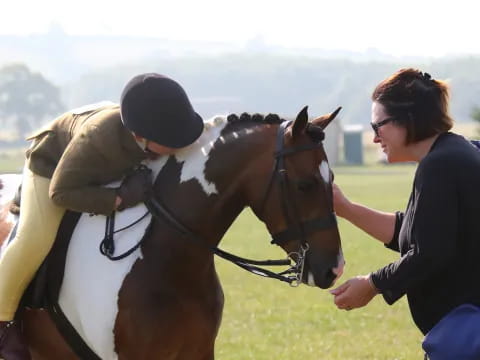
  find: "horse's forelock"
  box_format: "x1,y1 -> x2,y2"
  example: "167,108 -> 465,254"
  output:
305,124 -> 326,143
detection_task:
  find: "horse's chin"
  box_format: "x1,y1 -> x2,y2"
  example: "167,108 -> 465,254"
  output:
304,270 -> 337,289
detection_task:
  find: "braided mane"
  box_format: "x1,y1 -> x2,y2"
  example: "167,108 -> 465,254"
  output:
222,112 -> 324,143
226,112 -> 285,125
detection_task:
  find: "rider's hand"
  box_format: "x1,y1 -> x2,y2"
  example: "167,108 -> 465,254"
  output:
116,167 -> 153,210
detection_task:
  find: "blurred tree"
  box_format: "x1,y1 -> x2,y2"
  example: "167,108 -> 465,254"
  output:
472,106 -> 480,137
472,106 -> 480,122
0,63 -> 65,139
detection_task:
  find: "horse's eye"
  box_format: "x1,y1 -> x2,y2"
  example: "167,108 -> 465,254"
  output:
296,177 -> 318,192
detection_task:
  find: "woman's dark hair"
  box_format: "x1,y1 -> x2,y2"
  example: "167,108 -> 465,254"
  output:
371,68 -> 453,144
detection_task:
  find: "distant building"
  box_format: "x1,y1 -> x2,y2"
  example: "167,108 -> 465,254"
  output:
343,124 -> 364,165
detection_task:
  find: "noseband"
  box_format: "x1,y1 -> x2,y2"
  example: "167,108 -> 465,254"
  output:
101,121 -> 337,286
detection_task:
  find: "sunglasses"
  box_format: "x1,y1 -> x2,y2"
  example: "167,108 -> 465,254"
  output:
371,117 -> 395,137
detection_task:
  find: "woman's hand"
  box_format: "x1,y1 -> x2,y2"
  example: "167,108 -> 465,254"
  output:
329,275 -> 378,311
332,183 -> 351,218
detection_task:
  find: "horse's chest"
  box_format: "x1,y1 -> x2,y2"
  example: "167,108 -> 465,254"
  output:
113,274 -> 224,359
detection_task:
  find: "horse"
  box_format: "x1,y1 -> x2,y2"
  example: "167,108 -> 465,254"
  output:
0,106 -> 344,359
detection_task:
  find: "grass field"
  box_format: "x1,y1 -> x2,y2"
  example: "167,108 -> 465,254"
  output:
0,148 -> 25,173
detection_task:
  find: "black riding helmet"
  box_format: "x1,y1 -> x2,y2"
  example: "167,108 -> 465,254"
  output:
120,73 -> 204,148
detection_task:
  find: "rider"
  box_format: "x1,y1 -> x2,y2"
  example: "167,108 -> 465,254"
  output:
0,73 -> 204,359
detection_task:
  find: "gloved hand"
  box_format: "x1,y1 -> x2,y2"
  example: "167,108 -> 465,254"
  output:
116,167 -> 153,210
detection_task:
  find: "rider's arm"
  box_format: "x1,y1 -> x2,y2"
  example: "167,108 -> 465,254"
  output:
49,115 -> 145,215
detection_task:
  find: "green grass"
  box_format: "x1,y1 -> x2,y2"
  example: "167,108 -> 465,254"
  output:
0,148 -> 25,173
215,163 -> 421,360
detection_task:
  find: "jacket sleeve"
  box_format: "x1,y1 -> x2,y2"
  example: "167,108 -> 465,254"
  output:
49,123 -> 124,215
370,156 -> 458,304
384,211 -> 404,253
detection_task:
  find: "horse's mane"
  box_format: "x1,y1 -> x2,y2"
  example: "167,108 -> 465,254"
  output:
226,112 -> 285,125
223,112 -> 325,143
201,113 -> 287,146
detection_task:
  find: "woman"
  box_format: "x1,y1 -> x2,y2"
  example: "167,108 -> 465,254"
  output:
0,73 -> 204,359
330,68 -> 480,355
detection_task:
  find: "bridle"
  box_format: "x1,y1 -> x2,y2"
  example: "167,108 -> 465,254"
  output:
100,121 -> 337,286
256,121 -> 337,283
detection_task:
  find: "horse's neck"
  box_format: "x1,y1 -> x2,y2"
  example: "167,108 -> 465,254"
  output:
151,121 -> 275,250
203,122 -> 276,231
209,126 -> 276,234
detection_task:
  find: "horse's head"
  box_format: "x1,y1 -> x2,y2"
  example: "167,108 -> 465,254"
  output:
248,106 -> 344,289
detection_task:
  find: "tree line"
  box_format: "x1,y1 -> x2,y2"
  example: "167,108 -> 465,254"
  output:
1,55 -> 480,143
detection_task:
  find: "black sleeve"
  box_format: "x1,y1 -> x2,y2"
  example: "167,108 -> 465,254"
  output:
384,211 -> 404,252
371,157 -> 458,304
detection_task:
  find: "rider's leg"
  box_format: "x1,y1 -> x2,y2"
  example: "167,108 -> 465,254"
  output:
0,166 -> 65,319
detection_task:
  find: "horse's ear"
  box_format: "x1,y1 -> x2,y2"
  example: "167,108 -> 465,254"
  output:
291,106 -> 309,137
312,106 -> 342,130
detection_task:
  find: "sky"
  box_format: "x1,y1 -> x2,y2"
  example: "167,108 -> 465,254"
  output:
2,0 -> 480,58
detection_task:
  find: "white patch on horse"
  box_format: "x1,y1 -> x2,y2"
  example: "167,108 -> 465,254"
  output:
172,116 -> 228,195
319,160 -> 330,185
59,205 -> 151,360
138,115 -> 228,193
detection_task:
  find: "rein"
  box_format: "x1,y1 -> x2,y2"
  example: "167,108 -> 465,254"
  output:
99,121 -> 336,286
100,199 -> 296,283
99,211 -> 150,261
145,197 -> 299,284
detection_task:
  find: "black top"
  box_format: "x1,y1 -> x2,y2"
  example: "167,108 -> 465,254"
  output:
371,132 -> 480,334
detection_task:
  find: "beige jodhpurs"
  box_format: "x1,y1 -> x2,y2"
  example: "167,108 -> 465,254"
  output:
0,167 -> 65,320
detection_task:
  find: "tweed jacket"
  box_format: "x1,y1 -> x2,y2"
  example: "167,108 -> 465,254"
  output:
26,103 -> 147,215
